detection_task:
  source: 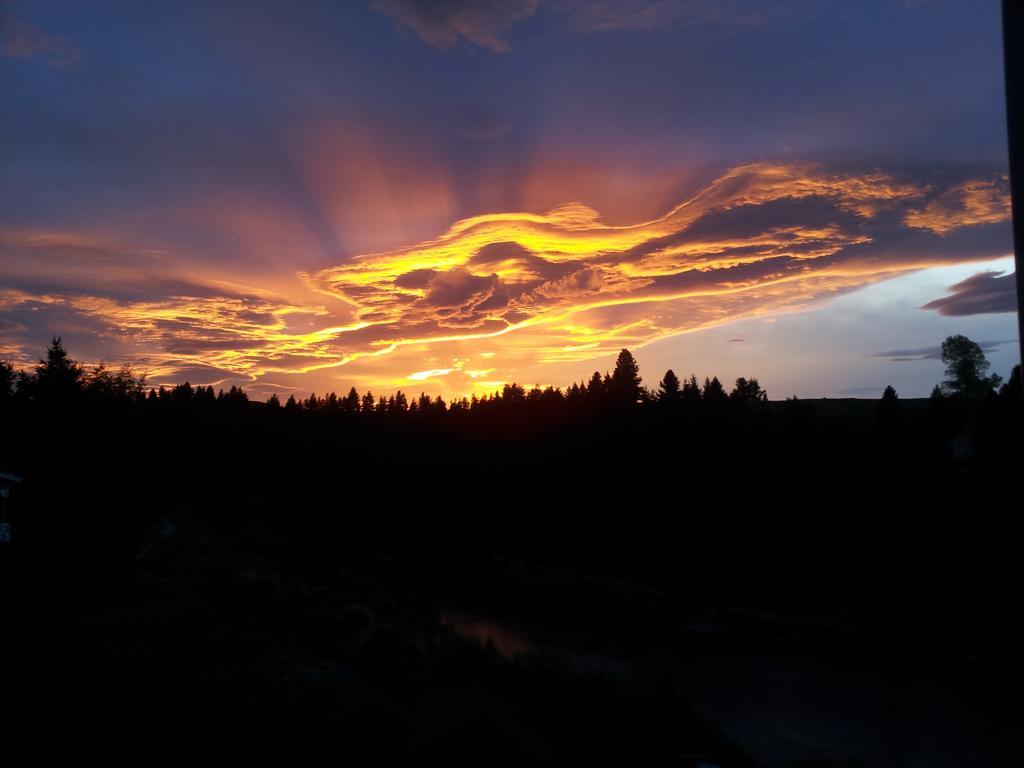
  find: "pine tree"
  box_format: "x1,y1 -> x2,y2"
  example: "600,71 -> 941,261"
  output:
657,369 -> 681,402
703,376 -> 727,404
610,349 -> 642,405
730,377 -> 768,404
31,336 -> 85,400
682,374 -> 702,404
343,386 -> 360,413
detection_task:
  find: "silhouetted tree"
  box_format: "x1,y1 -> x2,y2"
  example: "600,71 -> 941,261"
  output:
172,382 -> 194,402
681,375 -> 702,405
224,385 -> 248,405
940,334 -> 1002,398
502,383 -> 526,405
343,386 -> 360,413
878,385 -> 900,427
730,377 -> 767,404
610,349 -> 643,405
267,393 -> 281,409
0,360 -> 13,404
28,336 -> 85,401
702,376 -> 727,404
1000,364 -> 1021,403
113,363 -> 146,400
657,369 -> 681,402
78,361 -> 142,402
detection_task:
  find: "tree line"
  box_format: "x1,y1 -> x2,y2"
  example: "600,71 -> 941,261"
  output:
1,334 -> 1017,420
0,339 -> 771,414
1,332 -> 1020,572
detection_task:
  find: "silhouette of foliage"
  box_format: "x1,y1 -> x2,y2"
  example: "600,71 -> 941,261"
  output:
877,385 -> 900,427
940,334 -> 1002,398
611,349 -> 643,406
681,374 -> 702,404
702,376 -> 728,404
730,377 -> 768,404
22,336 -> 85,402
1000,364 -> 1021,403
657,369 -> 682,402
0,359 -> 13,403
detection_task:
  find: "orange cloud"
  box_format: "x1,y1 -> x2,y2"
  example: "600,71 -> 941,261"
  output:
905,178 -> 1012,235
0,162 -> 1012,398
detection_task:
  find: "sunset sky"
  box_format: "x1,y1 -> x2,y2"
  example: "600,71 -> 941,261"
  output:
1,0 -> 1019,400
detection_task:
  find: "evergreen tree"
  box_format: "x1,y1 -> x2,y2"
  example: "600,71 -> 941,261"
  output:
31,336 -> 85,400
610,349 -> 642,405
682,374 -> 702,404
343,386 -> 360,413
702,376 -> 727,404
878,385 -> 900,426
394,390 -> 408,412
657,369 -> 681,402
0,360 -> 13,405
730,377 -> 768,404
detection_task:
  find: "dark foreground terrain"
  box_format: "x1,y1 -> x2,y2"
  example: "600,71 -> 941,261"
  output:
1,365 -> 1022,765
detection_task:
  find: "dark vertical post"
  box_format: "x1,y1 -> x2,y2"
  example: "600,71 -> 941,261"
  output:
1002,1 -> 1024,395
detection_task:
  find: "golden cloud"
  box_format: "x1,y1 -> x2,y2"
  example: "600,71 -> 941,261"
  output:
0,162 -> 1012,397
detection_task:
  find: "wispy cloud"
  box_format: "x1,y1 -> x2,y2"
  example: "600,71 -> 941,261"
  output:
556,0 -> 770,33
2,18 -> 83,70
372,0 -> 540,52
872,339 -> 1016,362
371,0 -> 773,51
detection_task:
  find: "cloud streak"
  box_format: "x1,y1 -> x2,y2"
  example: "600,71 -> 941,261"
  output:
920,270 -> 1018,316
372,0 -> 773,51
372,0 -> 540,52
872,339 -> 1016,362
2,18 -> 83,70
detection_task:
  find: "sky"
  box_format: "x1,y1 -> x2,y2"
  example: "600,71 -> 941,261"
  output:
0,0 -> 1019,400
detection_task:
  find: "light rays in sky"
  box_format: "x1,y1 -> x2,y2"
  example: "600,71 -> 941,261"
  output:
0,161 -> 1012,398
